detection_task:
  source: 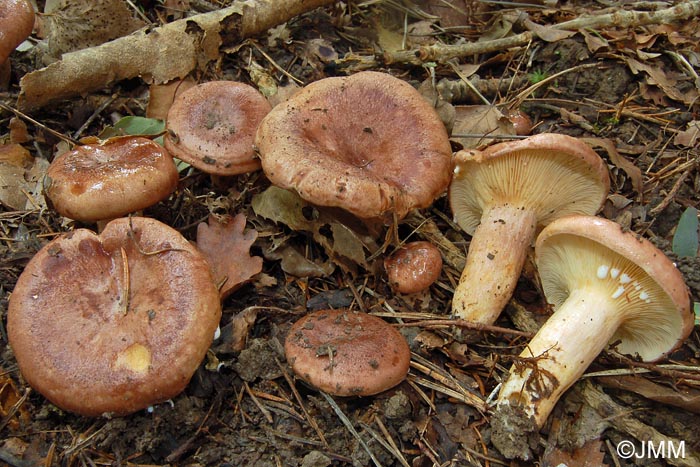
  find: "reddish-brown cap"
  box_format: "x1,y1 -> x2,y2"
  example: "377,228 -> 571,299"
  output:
255,71 -> 453,221
44,136 -> 179,222
0,0 -> 34,65
536,215 -> 694,361
384,241 -> 443,294
285,309 -> 410,396
164,81 -> 272,176
8,217 -> 222,417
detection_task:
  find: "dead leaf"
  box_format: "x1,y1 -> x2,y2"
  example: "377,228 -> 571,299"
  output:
674,120 -> 700,147
581,137 -> 643,195
450,105 -> 516,149
196,214 -> 263,299
0,376 -> 30,432
146,78 -> 196,120
263,242 -> 335,278
0,144 -> 35,210
580,29 -> 608,53
523,18 -> 577,42
624,56 -> 699,105
252,186 -> 378,270
43,0 -> 146,59
229,308 -> 258,352
543,439 -> 608,467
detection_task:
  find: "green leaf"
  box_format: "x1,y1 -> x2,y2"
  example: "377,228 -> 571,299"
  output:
672,207 -> 699,258
98,116 -> 165,140
695,302 -> 699,326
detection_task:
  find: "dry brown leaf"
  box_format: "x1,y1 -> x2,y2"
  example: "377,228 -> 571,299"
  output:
580,28 -> 608,53
43,0 -> 146,59
0,375 -> 31,431
196,214 -> 263,299
523,18 -> 577,42
582,137 -> 643,195
251,186 -> 378,270
451,105 -> 515,149
624,56 -> 699,105
0,144 -> 35,210
674,120 -> 700,148
229,308 -> 258,352
146,78 -> 196,120
263,243 -> 335,278
543,439 -> 608,467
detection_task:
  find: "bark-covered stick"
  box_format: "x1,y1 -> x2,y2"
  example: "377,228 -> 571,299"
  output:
18,0 -> 335,111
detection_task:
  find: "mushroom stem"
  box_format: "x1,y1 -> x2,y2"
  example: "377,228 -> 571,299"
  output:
452,205 -> 537,324
495,287 -> 622,428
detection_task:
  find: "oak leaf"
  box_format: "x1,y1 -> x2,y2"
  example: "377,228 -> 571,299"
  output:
196,214 -> 263,299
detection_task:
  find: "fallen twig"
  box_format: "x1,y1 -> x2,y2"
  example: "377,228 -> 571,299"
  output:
334,1 -> 700,68
18,0 -> 335,111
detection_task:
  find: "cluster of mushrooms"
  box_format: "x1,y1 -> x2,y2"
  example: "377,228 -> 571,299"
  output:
7,67 -> 695,458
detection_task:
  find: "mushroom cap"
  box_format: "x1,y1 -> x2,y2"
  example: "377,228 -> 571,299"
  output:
44,136 -> 179,222
450,133 -> 610,235
164,80 -> 272,176
285,309 -> 411,396
0,0 -> 34,64
8,217 -> 222,417
535,215 -> 694,362
384,241 -> 443,294
255,71 -> 453,220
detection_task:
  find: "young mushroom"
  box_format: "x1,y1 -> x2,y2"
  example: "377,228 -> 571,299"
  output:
44,136 -> 179,224
384,241 -> 443,294
0,0 -> 34,79
255,71 -> 453,222
285,309 -> 411,396
8,217 -> 222,417
449,133 -> 609,324
491,215 -> 694,459
164,80 -> 272,176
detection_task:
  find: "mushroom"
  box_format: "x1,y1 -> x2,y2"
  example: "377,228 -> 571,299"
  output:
285,309 -> 411,396
255,71 -> 453,222
7,217 -> 222,417
449,133 -> 609,324
491,215 -> 694,459
384,241 -> 443,294
44,135 -> 179,224
164,80 -> 272,176
0,0 -> 34,79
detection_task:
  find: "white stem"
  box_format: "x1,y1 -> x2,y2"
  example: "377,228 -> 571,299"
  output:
496,288 -> 623,428
452,205 -> 537,324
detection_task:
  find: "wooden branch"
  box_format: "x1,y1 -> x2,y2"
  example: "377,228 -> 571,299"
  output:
17,0 -> 335,111
335,1 -> 700,69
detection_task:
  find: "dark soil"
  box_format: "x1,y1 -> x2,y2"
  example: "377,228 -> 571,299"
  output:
1,1 -> 699,466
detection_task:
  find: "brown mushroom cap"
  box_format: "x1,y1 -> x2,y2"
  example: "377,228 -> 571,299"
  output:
255,71 -> 453,221
384,241 -> 443,294
44,136 -> 179,222
0,0 -> 34,65
8,217 -> 222,417
285,309 -> 410,396
164,81 -> 272,176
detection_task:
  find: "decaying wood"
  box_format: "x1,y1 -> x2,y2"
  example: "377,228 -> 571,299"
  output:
579,381 -> 700,467
17,0 -> 335,111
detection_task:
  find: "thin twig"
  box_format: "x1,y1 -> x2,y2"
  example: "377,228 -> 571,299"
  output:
319,391 -> 384,467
